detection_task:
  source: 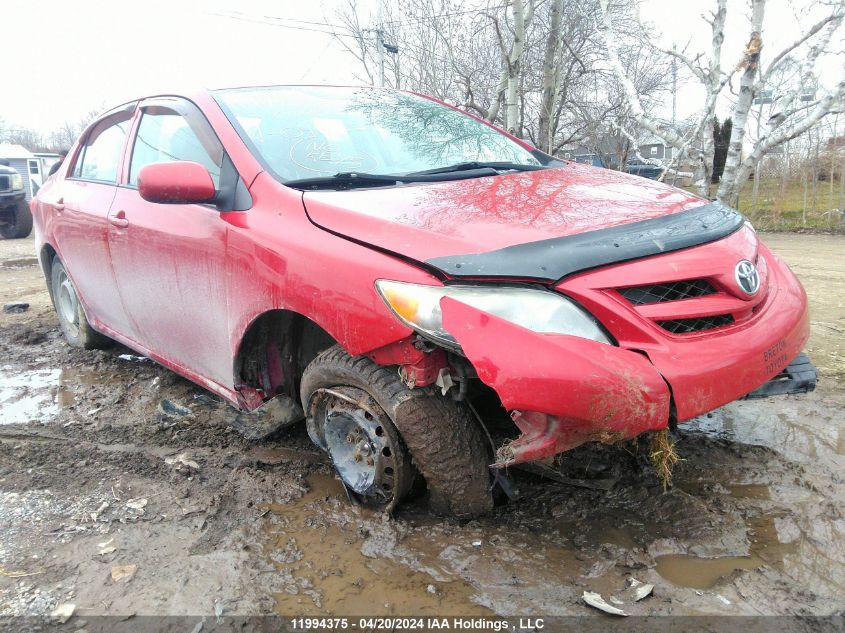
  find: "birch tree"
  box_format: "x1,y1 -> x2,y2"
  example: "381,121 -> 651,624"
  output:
487,0 -> 537,135
332,0 -> 660,155
596,0 -> 845,201
595,0 -> 734,195
717,0 -> 845,201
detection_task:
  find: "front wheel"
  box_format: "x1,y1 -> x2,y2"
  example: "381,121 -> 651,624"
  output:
300,346 -> 494,517
0,201 -> 33,239
50,257 -> 111,349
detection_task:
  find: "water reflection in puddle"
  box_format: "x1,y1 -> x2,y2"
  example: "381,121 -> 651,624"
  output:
655,553 -> 762,590
0,365 -> 107,424
0,366 -> 61,424
685,399 -> 845,464
263,474 -> 492,616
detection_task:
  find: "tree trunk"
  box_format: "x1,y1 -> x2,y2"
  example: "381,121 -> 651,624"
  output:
537,0 -> 563,153
830,115 -> 838,199
503,0 -> 531,137
717,0 -> 767,203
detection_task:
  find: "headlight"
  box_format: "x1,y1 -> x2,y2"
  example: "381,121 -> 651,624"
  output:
11,174 -> 23,190
375,280 -> 612,348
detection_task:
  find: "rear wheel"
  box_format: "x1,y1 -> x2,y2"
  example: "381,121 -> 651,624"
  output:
50,257 -> 111,349
300,346 -> 494,517
0,201 -> 33,239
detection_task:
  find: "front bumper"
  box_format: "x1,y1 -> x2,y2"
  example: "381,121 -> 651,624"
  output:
0,191 -> 26,208
440,228 -> 812,466
441,297 -> 672,465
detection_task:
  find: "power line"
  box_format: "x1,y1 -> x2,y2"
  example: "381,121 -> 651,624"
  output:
214,4 -> 509,34
208,7 -> 507,72
207,11 -> 359,40
381,4 -> 509,27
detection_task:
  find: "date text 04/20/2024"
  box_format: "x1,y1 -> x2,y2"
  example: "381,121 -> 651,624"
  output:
290,617 -> 543,630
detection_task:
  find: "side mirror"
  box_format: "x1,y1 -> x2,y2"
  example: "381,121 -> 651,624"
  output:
138,161 -> 216,205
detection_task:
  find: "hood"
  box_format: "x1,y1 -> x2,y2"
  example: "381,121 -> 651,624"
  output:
301,163 -> 724,279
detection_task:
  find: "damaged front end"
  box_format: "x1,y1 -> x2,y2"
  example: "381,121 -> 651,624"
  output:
373,279 -> 673,468
369,203 -> 816,471
440,297 -> 671,466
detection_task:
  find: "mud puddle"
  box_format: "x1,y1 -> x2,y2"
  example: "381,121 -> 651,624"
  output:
686,397 -> 845,464
262,473 -> 639,615
0,365 -> 115,424
264,474 -> 492,616
654,514 -> 796,590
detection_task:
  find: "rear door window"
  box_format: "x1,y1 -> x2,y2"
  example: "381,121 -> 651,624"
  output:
72,113 -> 132,183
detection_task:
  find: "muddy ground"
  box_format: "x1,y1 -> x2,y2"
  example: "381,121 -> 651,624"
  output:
0,233 -> 843,626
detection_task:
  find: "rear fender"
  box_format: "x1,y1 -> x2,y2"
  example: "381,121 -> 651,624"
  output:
440,297 -> 671,464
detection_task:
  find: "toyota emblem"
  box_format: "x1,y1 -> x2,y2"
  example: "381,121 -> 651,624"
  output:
735,260 -> 760,295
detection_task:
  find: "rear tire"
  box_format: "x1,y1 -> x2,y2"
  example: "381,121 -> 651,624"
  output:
0,201 -> 33,239
50,257 -> 111,349
300,345 -> 494,517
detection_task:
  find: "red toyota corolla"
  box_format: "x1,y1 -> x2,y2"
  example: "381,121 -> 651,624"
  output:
31,86 -> 816,516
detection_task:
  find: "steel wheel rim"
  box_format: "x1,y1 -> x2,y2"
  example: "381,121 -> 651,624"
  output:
313,387 -> 413,511
57,270 -> 80,337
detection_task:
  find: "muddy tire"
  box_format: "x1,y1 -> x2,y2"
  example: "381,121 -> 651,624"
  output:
0,201 -> 33,239
50,257 -> 111,349
300,346 -> 494,518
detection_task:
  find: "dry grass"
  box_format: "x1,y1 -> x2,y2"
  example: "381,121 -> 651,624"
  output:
687,179 -> 845,231
649,429 -> 681,492
737,179 -> 844,231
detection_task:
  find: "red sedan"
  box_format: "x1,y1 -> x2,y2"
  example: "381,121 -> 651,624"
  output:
31,86 -> 816,517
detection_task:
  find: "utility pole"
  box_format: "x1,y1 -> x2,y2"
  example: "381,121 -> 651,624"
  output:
671,45 -> 677,127
751,89 -> 773,215
376,0 -> 385,87
671,45 -> 677,186
376,28 -> 385,87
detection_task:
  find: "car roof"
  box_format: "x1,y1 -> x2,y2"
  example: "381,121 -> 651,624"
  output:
94,84 -> 401,120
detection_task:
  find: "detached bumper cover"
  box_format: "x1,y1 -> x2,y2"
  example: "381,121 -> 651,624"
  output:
440,297 -> 671,465
742,352 -> 817,399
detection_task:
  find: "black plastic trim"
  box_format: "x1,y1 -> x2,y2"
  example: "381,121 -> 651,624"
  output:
425,201 -> 745,282
742,353 -> 817,399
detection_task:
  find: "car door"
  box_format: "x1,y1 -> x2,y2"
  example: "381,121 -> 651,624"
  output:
108,97 -> 233,387
50,106 -> 136,337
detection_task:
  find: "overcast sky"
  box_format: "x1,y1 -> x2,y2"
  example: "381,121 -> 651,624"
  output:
3,0 -> 842,136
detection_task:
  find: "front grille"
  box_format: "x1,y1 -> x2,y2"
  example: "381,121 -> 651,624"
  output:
0,175 -> 10,192
658,314 -> 734,334
619,279 -> 715,305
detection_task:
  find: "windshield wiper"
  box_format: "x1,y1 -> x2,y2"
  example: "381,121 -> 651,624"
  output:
408,161 -> 547,176
285,167 -> 500,190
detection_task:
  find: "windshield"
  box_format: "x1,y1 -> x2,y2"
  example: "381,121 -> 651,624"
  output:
214,86 -> 544,182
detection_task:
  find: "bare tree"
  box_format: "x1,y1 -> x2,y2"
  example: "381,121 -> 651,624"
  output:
331,0 -> 668,160
595,0 -> 733,194
596,0 -> 845,201
718,0 -> 845,201
487,0 -> 537,135
2,127 -> 45,152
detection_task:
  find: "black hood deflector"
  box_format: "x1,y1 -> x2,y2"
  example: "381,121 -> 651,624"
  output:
425,201 -> 745,282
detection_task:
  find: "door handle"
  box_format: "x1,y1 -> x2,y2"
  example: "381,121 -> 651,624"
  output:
109,211 -> 129,228
54,198 -> 64,212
